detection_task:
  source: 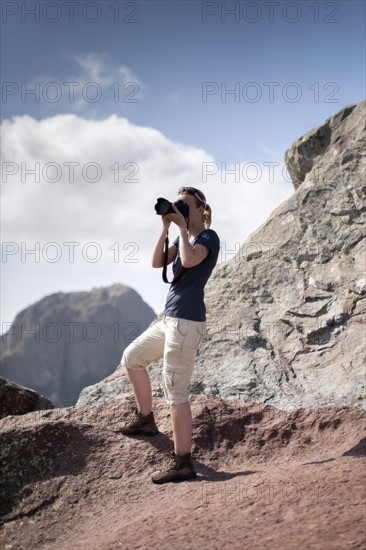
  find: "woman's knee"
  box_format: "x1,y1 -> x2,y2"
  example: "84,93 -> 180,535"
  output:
120,344 -> 145,371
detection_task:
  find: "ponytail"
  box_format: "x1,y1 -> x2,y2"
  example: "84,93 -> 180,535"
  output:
202,204 -> 212,228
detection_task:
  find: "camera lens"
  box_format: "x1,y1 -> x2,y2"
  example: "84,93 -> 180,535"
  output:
154,198 -> 173,215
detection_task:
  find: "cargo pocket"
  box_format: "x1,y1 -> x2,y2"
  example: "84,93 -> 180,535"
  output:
165,362 -> 191,390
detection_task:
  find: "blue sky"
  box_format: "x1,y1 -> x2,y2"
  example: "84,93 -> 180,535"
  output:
1,0 -> 365,331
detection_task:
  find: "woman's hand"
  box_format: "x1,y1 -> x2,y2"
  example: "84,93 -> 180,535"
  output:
162,215 -> 171,230
163,204 -> 187,229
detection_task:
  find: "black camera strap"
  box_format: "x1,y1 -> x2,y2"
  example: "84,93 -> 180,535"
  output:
162,231 -> 184,284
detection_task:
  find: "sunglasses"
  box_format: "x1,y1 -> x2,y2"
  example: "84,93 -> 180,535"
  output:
178,187 -> 206,207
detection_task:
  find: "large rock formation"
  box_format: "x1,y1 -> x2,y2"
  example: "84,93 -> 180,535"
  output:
78,101 -> 366,409
0,284 -> 155,406
0,378 -> 54,419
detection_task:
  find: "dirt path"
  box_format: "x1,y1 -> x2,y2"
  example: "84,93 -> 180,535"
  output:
1,395 -> 365,550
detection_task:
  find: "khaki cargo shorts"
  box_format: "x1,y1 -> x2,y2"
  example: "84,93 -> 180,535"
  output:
118,315 -> 206,405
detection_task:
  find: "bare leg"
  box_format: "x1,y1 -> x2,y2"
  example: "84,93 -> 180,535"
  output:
171,402 -> 192,455
126,368 -> 152,415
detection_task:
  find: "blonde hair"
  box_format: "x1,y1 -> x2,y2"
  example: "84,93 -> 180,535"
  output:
202,203 -> 212,228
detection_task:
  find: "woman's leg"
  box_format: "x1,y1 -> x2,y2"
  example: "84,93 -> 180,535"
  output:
171,401 -> 192,454
162,317 -> 206,455
126,368 -> 153,415
120,319 -> 165,414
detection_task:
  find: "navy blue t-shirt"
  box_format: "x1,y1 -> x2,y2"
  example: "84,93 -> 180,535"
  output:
164,229 -> 220,321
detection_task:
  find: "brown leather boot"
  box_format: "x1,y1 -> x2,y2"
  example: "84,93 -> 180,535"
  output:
151,451 -> 197,484
115,408 -> 159,436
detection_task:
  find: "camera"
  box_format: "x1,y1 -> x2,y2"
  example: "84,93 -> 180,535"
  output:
154,197 -> 189,218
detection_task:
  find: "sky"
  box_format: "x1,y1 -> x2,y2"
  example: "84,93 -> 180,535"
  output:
1,0 -> 365,334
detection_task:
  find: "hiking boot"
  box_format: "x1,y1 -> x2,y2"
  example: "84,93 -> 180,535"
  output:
115,408 -> 159,436
151,451 -> 197,484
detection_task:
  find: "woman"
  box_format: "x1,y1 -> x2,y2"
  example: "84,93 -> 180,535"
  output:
116,186 -> 220,484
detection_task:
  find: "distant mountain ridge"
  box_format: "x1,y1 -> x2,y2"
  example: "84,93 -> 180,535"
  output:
0,283 -> 156,405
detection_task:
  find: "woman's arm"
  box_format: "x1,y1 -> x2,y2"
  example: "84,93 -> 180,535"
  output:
162,205 -> 209,268
151,220 -> 178,268
178,229 -> 209,268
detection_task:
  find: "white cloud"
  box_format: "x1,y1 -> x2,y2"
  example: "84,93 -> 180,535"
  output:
1,113 -> 293,325
1,113 -> 214,244
24,53 -> 141,113
72,53 -> 141,87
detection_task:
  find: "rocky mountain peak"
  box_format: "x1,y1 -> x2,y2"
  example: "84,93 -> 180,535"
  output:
1,283 -> 156,406
285,102 -> 365,190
